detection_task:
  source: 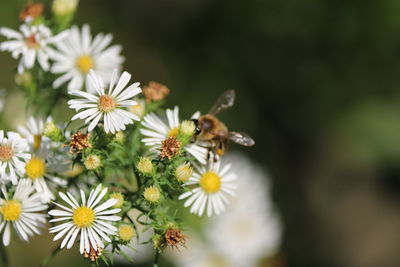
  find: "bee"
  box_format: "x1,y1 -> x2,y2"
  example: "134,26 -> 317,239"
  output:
192,90 -> 255,159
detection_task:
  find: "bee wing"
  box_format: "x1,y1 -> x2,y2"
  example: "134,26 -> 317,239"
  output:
208,90 -> 235,115
227,131 -> 255,146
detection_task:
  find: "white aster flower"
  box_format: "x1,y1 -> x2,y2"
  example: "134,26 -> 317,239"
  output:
0,24 -> 68,73
178,160 -> 236,216
50,24 -> 124,92
17,117 -> 52,151
140,106 -> 208,164
0,131 -> 30,185
0,179 -> 47,246
48,184 -> 121,254
68,69 -> 141,134
25,145 -> 69,203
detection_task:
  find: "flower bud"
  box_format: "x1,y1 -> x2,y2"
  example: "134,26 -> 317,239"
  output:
14,71 -> 32,87
114,131 -> 125,143
179,120 -> 195,137
118,224 -> 135,242
84,154 -> 101,170
175,163 -> 193,182
137,157 -> 153,175
43,122 -> 63,142
52,0 -> 79,16
152,234 -> 165,249
143,186 -> 161,203
109,192 -> 124,208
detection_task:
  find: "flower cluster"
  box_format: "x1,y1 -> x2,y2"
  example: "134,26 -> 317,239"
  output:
0,1 -> 256,266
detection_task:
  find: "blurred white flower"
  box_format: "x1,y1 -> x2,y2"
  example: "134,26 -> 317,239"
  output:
171,153 -> 282,267
50,24 -> 124,92
17,117 -> 52,152
0,24 -> 68,73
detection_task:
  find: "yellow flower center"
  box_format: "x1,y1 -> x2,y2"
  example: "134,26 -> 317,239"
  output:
25,157 -> 46,179
76,55 -> 93,74
33,134 -> 42,150
168,127 -> 179,137
0,145 -> 13,161
1,200 -> 22,221
98,95 -> 116,112
73,206 -> 95,228
199,171 -> 221,193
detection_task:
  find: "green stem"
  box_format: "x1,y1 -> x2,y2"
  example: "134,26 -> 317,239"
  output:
41,246 -> 61,267
0,243 -> 9,267
153,250 -> 160,267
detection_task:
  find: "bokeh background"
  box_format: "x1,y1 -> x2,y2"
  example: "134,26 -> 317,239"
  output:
2,0 -> 400,266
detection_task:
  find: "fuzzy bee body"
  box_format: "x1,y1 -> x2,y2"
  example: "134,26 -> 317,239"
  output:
192,90 -> 255,159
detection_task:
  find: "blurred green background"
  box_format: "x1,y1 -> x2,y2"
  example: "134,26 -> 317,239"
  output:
3,0 -> 400,266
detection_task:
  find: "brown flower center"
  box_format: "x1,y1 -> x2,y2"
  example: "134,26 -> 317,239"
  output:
25,34 -> 40,49
98,95 -> 116,112
160,137 -> 181,160
0,145 -> 13,161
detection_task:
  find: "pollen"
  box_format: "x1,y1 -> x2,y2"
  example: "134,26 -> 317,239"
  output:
199,171 -> 221,193
0,145 -> 13,161
76,55 -> 93,74
1,200 -> 22,221
73,206 -> 95,228
168,127 -> 179,137
33,134 -> 42,150
25,157 -> 46,179
98,95 -> 116,113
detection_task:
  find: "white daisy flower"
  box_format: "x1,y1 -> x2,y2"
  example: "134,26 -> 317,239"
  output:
48,184 -> 121,254
25,145 -> 69,203
17,116 -> 52,151
67,69 -> 141,134
140,106 -> 208,164
0,24 -> 68,73
0,179 -> 48,246
50,24 -> 124,92
0,131 -> 30,185
178,160 -> 236,216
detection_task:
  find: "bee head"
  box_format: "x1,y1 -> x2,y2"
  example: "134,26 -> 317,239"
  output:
191,119 -> 201,135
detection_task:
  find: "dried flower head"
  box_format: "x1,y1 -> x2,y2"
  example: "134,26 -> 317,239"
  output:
20,2 -> 44,22
69,131 -> 91,153
164,227 -> 186,249
160,137 -> 181,160
83,245 -> 103,262
142,81 -> 170,102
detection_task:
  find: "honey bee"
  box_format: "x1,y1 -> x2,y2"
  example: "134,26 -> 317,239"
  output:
192,90 -> 255,159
